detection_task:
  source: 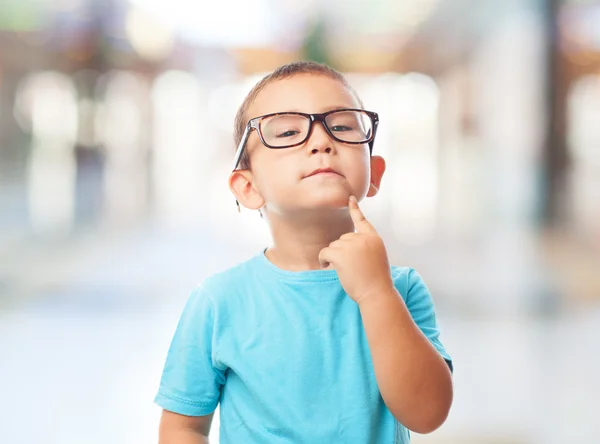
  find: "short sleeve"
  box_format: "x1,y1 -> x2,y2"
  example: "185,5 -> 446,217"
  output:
403,269 -> 453,372
154,285 -> 226,415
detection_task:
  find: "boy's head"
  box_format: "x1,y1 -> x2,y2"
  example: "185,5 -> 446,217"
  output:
229,61 -> 385,218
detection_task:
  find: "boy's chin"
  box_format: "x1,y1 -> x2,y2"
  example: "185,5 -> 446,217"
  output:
274,190 -> 364,214
302,194 -> 353,210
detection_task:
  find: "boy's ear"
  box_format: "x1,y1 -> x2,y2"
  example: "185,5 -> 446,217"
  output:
228,170 -> 265,210
367,155 -> 386,197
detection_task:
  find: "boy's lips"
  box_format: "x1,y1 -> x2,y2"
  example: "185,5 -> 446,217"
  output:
304,167 -> 343,178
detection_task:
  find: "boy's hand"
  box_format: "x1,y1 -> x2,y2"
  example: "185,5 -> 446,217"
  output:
319,196 -> 395,304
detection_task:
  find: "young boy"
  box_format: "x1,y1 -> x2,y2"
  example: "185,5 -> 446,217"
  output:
155,61 -> 453,444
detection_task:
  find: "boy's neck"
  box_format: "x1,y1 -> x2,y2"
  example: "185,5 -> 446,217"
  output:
265,212 -> 355,271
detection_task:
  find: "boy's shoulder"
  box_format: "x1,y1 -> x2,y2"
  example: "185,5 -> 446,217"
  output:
192,253 -> 261,301
203,254 -> 258,284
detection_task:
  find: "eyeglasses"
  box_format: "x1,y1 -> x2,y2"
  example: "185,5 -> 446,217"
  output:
232,108 -> 379,170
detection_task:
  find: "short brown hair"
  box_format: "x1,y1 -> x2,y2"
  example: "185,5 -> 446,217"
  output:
233,61 -> 364,169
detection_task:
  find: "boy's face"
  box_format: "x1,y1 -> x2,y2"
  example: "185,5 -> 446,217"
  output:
230,74 -> 385,216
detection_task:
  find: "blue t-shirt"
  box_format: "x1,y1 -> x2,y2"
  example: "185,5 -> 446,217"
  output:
155,250 -> 452,443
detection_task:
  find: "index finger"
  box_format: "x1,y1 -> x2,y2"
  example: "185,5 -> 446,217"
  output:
348,195 -> 375,233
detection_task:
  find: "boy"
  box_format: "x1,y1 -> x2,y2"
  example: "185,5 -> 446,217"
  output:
155,61 -> 453,443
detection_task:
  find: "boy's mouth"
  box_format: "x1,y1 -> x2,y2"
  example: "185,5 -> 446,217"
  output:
304,167 -> 343,178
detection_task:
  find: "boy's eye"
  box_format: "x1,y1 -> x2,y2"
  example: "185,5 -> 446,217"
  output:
261,114 -> 309,143
327,112 -> 363,134
276,129 -> 302,138
331,125 -> 353,132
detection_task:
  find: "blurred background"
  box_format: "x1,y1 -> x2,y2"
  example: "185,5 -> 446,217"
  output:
1,0 -> 599,442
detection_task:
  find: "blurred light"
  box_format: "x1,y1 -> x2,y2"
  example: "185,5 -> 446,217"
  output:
566,75 -> 600,243
98,71 -> 144,154
14,71 -> 78,142
14,71 -> 79,237
567,75 -> 600,164
125,6 -> 174,62
97,71 -> 150,225
393,73 -> 440,129
390,75 -> 439,245
26,148 -> 77,237
360,73 -> 440,245
391,0 -> 439,33
435,65 -> 484,239
128,0 -> 276,47
151,71 -> 207,225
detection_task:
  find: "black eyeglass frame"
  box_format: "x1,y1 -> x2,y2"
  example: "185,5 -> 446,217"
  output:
232,108 -> 379,171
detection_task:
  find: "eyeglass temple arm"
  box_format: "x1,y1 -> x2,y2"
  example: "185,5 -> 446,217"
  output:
232,125 -> 252,212
368,122 -> 378,154
232,125 -> 252,171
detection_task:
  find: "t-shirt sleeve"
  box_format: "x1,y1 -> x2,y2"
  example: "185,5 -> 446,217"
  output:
154,285 -> 226,416
403,269 -> 453,372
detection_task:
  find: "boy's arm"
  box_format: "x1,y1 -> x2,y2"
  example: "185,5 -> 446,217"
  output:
319,196 -> 453,433
159,410 -> 213,444
155,285 -> 224,442
357,287 -> 453,433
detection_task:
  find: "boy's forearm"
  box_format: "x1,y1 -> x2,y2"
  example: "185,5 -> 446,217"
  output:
358,287 -> 453,434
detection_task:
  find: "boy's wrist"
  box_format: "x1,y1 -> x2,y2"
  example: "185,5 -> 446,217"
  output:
355,282 -> 397,307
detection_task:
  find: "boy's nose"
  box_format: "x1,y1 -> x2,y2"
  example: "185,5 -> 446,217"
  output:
306,122 -> 335,155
